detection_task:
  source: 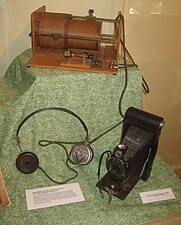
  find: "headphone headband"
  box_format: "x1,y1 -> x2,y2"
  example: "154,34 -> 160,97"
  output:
16,107 -> 89,143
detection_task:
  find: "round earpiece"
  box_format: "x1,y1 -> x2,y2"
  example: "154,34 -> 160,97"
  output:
69,144 -> 94,165
16,152 -> 39,174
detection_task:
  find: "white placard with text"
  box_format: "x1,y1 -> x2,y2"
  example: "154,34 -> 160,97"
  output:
139,188 -> 176,204
25,183 -> 85,210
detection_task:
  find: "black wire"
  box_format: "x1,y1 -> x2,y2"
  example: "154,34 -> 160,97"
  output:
120,40 -> 137,66
38,139 -> 84,146
118,15 -> 128,118
142,76 -> 150,94
120,25 -> 150,95
97,150 -> 111,182
89,120 -> 123,144
38,142 -> 78,184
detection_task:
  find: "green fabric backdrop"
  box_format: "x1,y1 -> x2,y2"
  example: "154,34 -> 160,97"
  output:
0,49 -> 180,225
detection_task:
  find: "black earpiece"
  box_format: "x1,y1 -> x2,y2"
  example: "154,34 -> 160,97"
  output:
16,151 -> 39,174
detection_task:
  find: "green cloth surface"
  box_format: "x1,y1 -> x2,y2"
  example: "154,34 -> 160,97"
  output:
0,49 -> 180,225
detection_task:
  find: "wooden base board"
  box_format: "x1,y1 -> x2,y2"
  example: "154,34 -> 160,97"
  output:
173,166 -> 181,179
26,49 -> 118,75
138,212 -> 181,225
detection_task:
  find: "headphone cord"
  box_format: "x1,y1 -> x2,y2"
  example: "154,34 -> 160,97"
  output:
16,107 -> 123,151
38,142 -> 78,185
89,120 -> 123,145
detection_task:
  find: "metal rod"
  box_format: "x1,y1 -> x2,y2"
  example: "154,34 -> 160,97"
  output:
29,33 -> 116,43
71,15 -> 121,23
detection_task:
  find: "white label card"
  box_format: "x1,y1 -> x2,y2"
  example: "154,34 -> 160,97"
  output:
25,183 -> 85,210
139,188 -> 176,204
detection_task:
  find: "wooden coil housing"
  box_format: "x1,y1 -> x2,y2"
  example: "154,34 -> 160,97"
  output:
36,13 -> 102,51
27,6 -> 122,74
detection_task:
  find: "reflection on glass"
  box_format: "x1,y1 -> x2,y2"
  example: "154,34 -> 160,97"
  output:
129,0 -> 163,15
129,0 -> 142,15
151,1 -> 163,14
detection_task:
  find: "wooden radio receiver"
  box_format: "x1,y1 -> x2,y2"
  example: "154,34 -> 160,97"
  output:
26,6 -> 122,74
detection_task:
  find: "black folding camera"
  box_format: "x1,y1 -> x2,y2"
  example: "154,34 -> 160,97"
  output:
96,107 -> 164,200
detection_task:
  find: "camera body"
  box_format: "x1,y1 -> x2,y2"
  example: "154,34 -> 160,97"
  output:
96,107 -> 164,200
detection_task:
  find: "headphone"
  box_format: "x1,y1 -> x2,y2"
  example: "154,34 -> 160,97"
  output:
15,107 -> 94,184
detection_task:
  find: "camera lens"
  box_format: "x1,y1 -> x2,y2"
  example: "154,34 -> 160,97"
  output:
112,164 -> 122,174
107,158 -> 126,180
